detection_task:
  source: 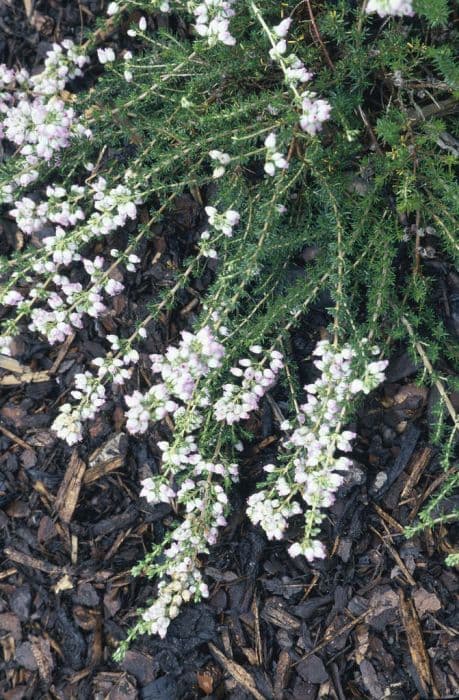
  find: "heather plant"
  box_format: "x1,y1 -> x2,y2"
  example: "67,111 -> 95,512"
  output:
0,0 -> 457,656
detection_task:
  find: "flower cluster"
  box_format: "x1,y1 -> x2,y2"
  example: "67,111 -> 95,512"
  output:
298,91 -> 332,136
365,0 -> 414,17
97,47 -> 116,64
125,326 -> 225,435
30,40 -> 89,95
52,373 -> 106,445
4,97 -> 79,162
247,339 -> 388,560
214,346 -> 284,424
0,41 -> 90,195
246,492 -> 302,541
209,149 -> 231,178
204,206 -> 240,236
259,10 -> 331,136
125,386 -> 178,434
0,176 -> 142,355
124,328 -> 264,641
263,132 -> 288,177
199,205 -> 240,258
27,177 -> 139,271
138,455 -> 238,637
192,0 -> 237,46
141,565 -> 208,638
10,185 -> 85,235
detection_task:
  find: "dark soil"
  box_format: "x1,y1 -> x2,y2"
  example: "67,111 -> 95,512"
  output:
0,3 -> 458,699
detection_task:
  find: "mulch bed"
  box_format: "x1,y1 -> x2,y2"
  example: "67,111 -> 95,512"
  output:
0,3 -> 458,699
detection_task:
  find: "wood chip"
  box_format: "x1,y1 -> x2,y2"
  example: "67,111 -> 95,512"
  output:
209,643 -> 265,700
274,650 -> 292,700
413,588 -> 441,618
373,423 -> 420,498
261,599 -> 301,631
49,332 -> 75,374
354,624 -> 370,664
252,597 -> 263,666
398,589 -> 440,698
373,504 -> 404,533
0,353 -> 50,386
400,447 -> 433,500
52,574 -> 74,594
4,547 -> 68,576
371,525 -> 416,586
0,422 -> 34,453
30,635 -> 54,685
83,455 -> 123,485
54,450 -> 86,523
196,669 -> 214,695
22,0 -> 34,19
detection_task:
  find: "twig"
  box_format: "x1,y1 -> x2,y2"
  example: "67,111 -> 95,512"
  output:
0,421 -> 35,453
370,525 -> 416,586
293,611 -> 368,665
304,0 -> 335,70
357,106 -> 384,156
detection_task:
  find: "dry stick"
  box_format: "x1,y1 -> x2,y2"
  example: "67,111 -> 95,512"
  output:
0,421 -> 35,453
357,105 -> 384,157
370,524 -> 416,586
293,611 -> 369,665
304,0 -> 335,70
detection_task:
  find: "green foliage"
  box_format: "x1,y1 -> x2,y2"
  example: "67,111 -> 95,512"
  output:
415,0 -> 450,26
1,0 -> 458,653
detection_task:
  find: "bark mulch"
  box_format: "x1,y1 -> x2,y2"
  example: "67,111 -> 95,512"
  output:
1,3 -> 458,699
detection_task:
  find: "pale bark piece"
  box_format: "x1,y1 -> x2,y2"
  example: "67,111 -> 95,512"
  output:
88,432 -> 126,469
401,447 -> 433,499
54,450 -> 86,523
5,547 -> 66,576
30,636 -> 54,685
0,353 -> 50,386
399,589 -> 440,699
209,642 -> 265,700
274,650 -> 292,699
413,587 -> 441,618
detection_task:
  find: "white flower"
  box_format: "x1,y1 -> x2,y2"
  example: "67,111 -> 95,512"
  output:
139,16 -> 147,31
107,1 -> 119,15
209,149 -> 231,178
273,18 -> 292,38
247,338 -> 387,562
52,404 -> 83,445
366,0 -> 414,17
193,0 -> 237,47
97,47 -> 116,64
214,349 -> 283,424
264,132 -> 289,176
3,290 -> 23,306
299,91 -> 331,135
205,205 -> 240,237
288,540 -> 326,561
269,40 -> 287,60
209,149 -> 230,164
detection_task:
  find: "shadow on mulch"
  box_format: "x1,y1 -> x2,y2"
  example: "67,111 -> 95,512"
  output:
0,2 -> 458,699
